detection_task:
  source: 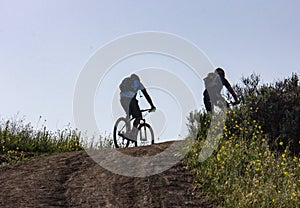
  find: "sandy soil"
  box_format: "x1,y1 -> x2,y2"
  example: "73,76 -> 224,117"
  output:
0,141 -> 217,208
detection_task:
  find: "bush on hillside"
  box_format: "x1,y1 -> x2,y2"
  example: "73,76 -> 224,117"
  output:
233,73 -> 300,154
188,73 -> 299,154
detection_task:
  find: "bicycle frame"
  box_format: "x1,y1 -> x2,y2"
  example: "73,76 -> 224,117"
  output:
127,109 -> 152,126
114,109 -> 154,148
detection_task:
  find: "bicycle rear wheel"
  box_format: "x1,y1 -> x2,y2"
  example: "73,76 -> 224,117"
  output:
113,117 -> 130,148
137,123 -> 154,146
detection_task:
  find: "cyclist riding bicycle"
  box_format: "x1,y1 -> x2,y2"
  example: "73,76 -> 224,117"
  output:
119,73 -> 156,141
203,67 -> 239,112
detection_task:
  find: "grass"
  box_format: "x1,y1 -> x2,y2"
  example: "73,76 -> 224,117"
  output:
186,105 -> 300,207
0,116 -> 113,166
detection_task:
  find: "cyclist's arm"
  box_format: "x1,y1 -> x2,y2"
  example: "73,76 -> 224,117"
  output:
222,78 -> 239,103
141,88 -> 155,108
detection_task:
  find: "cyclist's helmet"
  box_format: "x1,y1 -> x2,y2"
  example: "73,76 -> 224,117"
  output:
130,73 -> 140,81
215,67 -> 225,78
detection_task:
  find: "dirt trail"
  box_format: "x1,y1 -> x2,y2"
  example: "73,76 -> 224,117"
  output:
0,141 -> 217,208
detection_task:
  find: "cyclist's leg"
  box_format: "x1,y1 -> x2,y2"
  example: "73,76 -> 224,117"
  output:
129,98 -> 142,139
129,98 -> 142,126
120,97 -> 131,118
203,89 -> 212,112
120,97 -> 132,134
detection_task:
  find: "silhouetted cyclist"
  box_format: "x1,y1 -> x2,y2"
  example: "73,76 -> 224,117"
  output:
119,73 -> 156,141
203,67 -> 239,112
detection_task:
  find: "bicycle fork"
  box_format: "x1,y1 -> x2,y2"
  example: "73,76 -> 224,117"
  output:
139,119 -> 147,142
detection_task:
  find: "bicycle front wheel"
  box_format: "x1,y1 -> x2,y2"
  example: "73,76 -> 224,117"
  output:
113,117 -> 130,148
137,123 -> 154,146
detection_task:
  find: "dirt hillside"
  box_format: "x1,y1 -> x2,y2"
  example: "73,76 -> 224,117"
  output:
0,141 -> 217,208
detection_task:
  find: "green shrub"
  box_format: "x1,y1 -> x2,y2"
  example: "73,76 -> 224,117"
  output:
186,73 -> 300,207
233,73 -> 300,154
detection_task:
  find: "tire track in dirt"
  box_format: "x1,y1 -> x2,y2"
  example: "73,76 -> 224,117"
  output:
0,142 -> 217,208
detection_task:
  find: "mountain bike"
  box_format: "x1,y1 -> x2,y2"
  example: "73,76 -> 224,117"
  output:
113,109 -> 154,148
212,95 -> 241,113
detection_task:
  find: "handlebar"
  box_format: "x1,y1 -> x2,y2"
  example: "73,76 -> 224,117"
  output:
140,108 -> 156,113
228,100 -> 240,106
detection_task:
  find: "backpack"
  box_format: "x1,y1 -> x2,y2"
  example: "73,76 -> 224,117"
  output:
119,77 -> 133,92
204,72 -> 223,94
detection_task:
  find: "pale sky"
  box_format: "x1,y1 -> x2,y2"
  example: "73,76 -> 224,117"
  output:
1,0 -> 299,140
